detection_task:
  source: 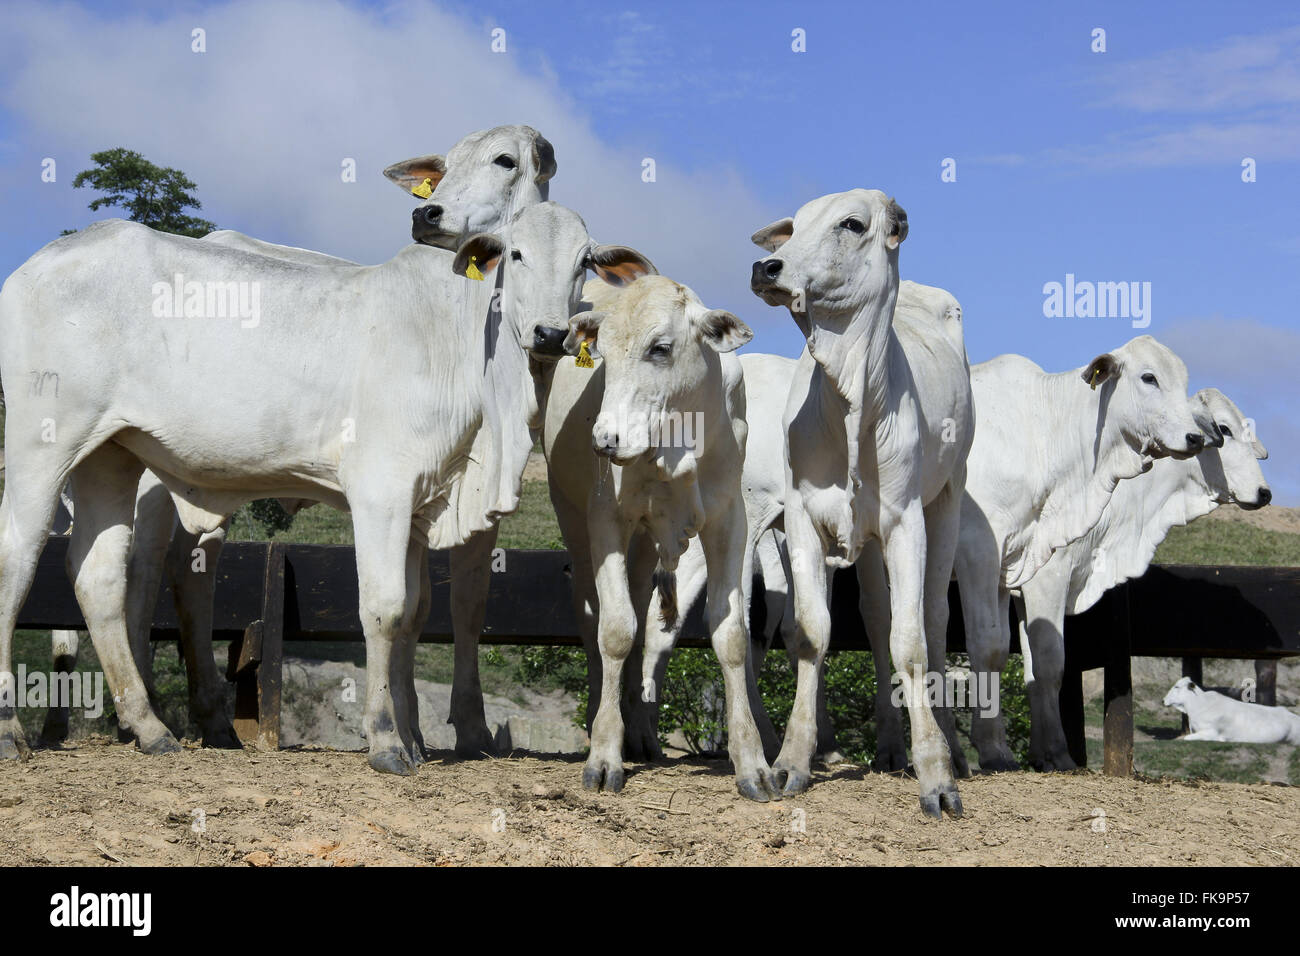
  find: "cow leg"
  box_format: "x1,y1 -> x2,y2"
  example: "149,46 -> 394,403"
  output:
701,500 -> 780,802
0,428 -> 95,758
165,522 -> 239,748
922,487 -> 971,780
1015,581 -> 1076,770
620,535 -> 660,762
884,501 -> 960,818
639,540 -> 710,761
392,537 -> 430,764
955,535 -> 1019,771
40,630 -> 80,745
773,494 -> 831,796
448,527 -> 498,757
857,539 -> 905,771
122,471 -> 175,715
352,503 -> 420,775
551,490 -> 603,736
749,528 -> 786,762
583,508 -> 637,793
66,445 -> 180,755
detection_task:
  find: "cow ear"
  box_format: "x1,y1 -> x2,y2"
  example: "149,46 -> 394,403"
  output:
1082,352 -> 1120,389
696,309 -> 753,353
885,198 -> 908,250
453,233 -> 504,278
751,218 -> 794,252
383,154 -> 447,199
1192,398 -> 1225,448
565,311 -> 605,358
588,245 -> 656,287
529,129 -> 557,185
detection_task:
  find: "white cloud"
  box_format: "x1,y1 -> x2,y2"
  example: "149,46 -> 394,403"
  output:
0,0 -> 778,329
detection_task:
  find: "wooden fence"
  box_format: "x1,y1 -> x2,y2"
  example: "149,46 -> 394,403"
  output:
18,535 -> 1300,770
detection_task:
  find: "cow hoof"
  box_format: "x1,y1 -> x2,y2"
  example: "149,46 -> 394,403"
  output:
816,749 -> 847,767
39,718 -> 70,747
950,750 -> 972,779
582,761 -> 625,794
407,742 -> 427,765
920,784 -> 963,820
872,748 -> 909,774
979,755 -> 1020,773
736,768 -> 782,803
0,731 -> 31,761
1032,752 -> 1077,773
453,724 -> 496,759
201,724 -> 242,750
774,765 -> 811,797
368,748 -> 417,776
138,733 -> 182,755
624,733 -> 664,763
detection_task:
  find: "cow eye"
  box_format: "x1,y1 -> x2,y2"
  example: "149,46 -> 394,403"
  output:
647,342 -> 672,361
1141,372 -> 1158,387
839,218 -> 866,235
494,155 -> 517,170
510,250 -> 522,262
1218,423 -> 1232,438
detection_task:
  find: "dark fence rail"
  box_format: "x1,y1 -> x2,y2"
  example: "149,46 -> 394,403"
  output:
19,537 -> 1300,767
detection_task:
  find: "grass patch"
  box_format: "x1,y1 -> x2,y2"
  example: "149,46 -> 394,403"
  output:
1155,519 -> 1300,566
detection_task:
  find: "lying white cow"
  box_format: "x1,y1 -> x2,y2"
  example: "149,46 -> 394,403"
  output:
0,198 -> 650,773
1164,677 -> 1300,743
546,275 -> 778,801
1016,388 -> 1271,769
951,336 -> 1210,771
750,189 -> 975,817
41,125 -> 560,754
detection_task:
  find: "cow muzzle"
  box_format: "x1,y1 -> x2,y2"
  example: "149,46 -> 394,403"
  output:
750,258 -> 794,305
411,205 -> 458,248
530,326 -> 569,358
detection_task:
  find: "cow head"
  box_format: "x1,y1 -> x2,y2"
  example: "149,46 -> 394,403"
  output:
1190,388 -> 1271,510
749,189 -> 907,342
452,202 -> 654,359
1163,676 -> 1201,712
565,275 -> 751,467
1084,336 -> 1209,464
385,125 -> 557,249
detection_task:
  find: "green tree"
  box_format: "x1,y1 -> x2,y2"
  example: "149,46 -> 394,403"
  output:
70,147 -> 217,237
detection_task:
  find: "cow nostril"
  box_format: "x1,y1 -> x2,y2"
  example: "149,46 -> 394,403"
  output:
1258,487 -> 1272,506
763,259 -> 783,279
532,326 -> 567,356
421,205 -> 443,225
1186,433 -> 1204,450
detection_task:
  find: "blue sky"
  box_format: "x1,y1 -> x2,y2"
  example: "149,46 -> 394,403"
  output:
2,0 -> 1298,500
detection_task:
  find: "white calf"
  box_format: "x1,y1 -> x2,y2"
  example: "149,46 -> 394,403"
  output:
1164,678 -> 1300,743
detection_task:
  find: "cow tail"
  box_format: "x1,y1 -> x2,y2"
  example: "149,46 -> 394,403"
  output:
654,565 -> 678,630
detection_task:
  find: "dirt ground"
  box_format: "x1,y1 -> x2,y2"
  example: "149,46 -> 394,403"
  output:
1,739 -> 1296,866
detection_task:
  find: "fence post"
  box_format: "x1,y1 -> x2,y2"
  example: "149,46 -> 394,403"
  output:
1255,659 -> 1277,707
227,542 -> 285,750
256,543 -> 286,750
1180,657 -> 1202,733
1103,584 -> 1134,777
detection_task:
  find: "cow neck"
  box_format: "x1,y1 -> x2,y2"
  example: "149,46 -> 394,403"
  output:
1032,369 -> 1149,561
1072,456 -> 1214,614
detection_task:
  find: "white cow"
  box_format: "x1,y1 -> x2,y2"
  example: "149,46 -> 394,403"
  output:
1016,388 -> 1271,769
1163,677 -> 1300,743
41,125 -> 560,754
0,199 -> 650,773
750,189 -> 975,817
546,274 -> 778,800
950,336 -> 1210,771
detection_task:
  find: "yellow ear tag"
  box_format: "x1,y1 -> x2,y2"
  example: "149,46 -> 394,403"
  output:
1090,368 -> 1101,390
465,256 -> 485,281
411,178 -> 434,199
575,340 -> 594,369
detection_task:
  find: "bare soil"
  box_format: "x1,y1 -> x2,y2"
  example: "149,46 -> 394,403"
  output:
1,739 -> 1295,866
1203,503 -> 1300,535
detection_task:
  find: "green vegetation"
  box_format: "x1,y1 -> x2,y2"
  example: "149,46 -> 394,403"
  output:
1155,518 -> 1300,566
